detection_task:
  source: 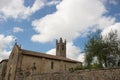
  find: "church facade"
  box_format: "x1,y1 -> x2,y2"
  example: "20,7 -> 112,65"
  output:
0,38 -> 81,80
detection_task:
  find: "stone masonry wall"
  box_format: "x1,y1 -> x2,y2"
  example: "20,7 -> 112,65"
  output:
26,68 -> 120,80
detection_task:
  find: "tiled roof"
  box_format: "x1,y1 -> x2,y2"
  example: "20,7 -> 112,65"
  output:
21,49 -> 81,63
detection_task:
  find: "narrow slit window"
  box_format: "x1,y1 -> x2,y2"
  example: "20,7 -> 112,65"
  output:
65,64 -> 66,70
62,45 -> 64,50
51,62 -> 54,69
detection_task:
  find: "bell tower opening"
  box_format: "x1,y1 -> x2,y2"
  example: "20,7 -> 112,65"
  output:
56,37 -> 66,57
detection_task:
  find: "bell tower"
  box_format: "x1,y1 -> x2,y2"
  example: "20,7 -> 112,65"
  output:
56,37 -> 66,57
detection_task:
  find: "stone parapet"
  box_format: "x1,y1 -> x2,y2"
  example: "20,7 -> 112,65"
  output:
23,68 -> 120,80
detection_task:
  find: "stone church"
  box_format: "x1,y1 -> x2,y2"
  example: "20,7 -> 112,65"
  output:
0,38 -> 81,80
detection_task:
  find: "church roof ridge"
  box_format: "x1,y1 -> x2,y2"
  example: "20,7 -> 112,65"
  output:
0,59 -> 8,64
21,49 -> 81,63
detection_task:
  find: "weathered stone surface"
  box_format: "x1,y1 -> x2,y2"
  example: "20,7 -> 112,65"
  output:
28,68 -> 120,80
1,39 -> 120,80
0,38 -> 81,80
0,60 -> 8,80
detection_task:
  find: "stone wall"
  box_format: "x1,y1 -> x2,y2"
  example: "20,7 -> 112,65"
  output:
0,60 -> 7,80
21,55 -> 79,74
22,68 -> 120,80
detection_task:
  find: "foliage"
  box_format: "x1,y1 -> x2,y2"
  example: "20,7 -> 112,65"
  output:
69,63 -> 102,72
69,65 -> 83,72
84,30 -> 120,68
86,63 -> 103,69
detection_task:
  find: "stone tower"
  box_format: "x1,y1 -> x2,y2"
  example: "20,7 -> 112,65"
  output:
56,38 -> 66,57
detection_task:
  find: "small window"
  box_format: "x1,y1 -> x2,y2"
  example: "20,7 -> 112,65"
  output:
0,64 -> 2,68
65,64 -> 66,70
51,62 -> 54,69
62,45 -> 64,50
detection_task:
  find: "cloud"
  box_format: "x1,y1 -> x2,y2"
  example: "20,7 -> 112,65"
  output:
0,34 -> 15,61
46,48 -> 56,55
0,0 -> 61,20
101,23 -> 120,39
77,53 -> 85,63
0,0 -> 10,9
100,0 -> 118,5
31,0 -> 116,62
0,0 -> 44,19
13,27 -> 24,33
46,0 -> 61,6
47,42 -> 85,62
115,13 -> 120,17
31,0 -> 115,43
108,0 -> 118,5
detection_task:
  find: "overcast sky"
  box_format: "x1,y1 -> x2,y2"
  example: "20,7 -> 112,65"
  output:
0,0 -> 120,62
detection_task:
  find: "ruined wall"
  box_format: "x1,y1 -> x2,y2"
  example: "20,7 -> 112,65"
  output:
24,68 -> 120,80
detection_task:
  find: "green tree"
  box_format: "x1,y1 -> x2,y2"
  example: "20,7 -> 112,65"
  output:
85,30 -> 120,68
103,30 -> 120,67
